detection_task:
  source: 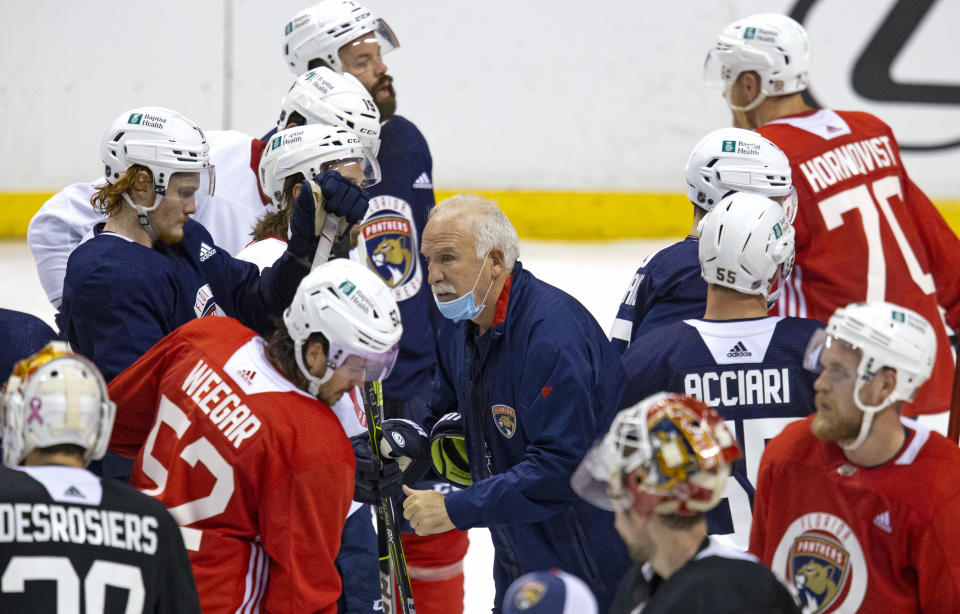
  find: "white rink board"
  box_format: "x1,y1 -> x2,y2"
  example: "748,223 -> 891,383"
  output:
1,0 -> 958,197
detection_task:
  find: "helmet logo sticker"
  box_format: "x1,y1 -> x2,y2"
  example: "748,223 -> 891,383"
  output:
491,405 -> 516,438
892,310 -> 905,322
722,140 -> 736,152
28,397 -> 43,425
339,280 -> 356,295
392,432 -> 405,447
512,580 -> 547,609
128,113 -> 143,125
744,26 -> 757,39
270,135 -> 283,151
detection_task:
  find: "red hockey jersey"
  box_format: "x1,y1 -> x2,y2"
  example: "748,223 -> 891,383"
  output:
108,317 -> 355,614
749,415 -> 960,613
761,109 -> 960,415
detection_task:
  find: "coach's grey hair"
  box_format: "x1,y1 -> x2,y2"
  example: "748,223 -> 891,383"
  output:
430,194 -> 519,268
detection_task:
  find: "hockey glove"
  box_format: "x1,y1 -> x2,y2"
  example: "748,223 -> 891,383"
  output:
351,433 -> 403,504
287,178 -> 320,259
315,170 -> 369,224
430,412 -> 472,486
380,418 -> 429,472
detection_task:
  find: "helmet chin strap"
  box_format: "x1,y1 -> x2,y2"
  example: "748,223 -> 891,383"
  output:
293,340 -> 334,397
725,87 -> 767,112
839,377 -> 891,451
121,192 -> 160,242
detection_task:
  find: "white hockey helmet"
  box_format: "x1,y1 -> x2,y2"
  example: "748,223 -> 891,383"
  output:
704,13 -> 810,111
260,124 -> 381,210
804,302 -> 936,449
572,392 -> 740,516
283,0 -> 400,75
100,106 -> 215,211
277,67 -> 382,155
684,128 -> 794,217
698,192 -> 795,301
2,342 -> 116,466
283,258 -> 402,395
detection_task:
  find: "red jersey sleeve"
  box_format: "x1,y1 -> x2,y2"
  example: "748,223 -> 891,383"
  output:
258,446 -> 355,613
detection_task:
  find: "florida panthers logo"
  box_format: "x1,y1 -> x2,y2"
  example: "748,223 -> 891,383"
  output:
492,404 -> 517,438
511,579 -> 546,609
772,513 -> 867,613
360,196 -> 423,301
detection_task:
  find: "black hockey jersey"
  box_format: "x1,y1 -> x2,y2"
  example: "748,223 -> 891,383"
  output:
0,464 -> 199,613
608,536 -> 800,614
622,316 -> 823,549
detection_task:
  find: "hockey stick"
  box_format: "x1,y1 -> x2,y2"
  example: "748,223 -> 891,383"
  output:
309,180 -> 347,270
363,380 -> 417,614
948,328 -> 960,443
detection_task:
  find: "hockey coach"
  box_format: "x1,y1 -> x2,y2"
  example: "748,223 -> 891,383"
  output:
397,194 -> 630,613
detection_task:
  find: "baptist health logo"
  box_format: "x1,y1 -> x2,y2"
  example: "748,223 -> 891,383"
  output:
271,135 -> 283,151
744,26 -> 757,40
339,280 -> 356,296
128,113 -> 143,125
722,140 -> 736,153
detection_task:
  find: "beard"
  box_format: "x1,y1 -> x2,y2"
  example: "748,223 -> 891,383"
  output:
372,74 -> 397,120
811,393 -> 863,443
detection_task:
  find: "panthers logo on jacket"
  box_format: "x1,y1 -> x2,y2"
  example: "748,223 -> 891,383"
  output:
492,404 -> 517,438
360,196 -> 423,301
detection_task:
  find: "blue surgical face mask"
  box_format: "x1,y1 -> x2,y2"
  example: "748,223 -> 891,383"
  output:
433,253 -> 494,323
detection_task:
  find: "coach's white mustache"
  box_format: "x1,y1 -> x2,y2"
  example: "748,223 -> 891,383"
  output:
431,282 -> 457,296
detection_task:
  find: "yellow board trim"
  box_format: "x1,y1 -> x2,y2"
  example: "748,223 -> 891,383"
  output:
3,190 -> 960,241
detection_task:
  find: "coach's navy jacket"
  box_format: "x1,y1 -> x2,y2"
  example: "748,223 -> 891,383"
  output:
428,261 -> 630,613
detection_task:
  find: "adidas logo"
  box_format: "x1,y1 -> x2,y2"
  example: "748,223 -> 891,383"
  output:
412,172 -> 432,190
199,242 -> 217,262
63,485 -> 85,499
873,511 -> 892,534
236,369 -> 257,386
726,341 -> 752,358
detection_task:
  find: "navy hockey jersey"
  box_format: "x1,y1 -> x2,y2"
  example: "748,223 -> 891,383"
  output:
609,238 -> 706,354
0,308 -> 59,381
361,116 -> 439,406
622,316 -> 823,549
60,220 -> 307,381
0,464 -> 200,613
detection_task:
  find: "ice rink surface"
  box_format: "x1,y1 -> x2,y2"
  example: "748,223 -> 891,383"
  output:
1,236 -> 949,613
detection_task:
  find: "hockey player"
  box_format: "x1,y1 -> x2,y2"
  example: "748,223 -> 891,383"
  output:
27,67 -> 378,309
750,301 -> 960,612
621,192 -> 822,549
237,121 -> 395,614
610,127 -> 793,353
59,106 -> 368,382
0,343 -> 200,613
398,194 -> 630,613
572,392 -> 800,614
284,2 -> 464,609
105,259 -> 403,614
704,13 -> 960,415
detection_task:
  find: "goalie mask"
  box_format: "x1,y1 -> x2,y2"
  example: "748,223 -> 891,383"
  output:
100,106 -> 215,238
803,301 -> 936,450
283,0 -> 400,76
2,342 -> 116,467
283,258 -> 402,396
572,392 -> 740,516
260,124 -> 380,211
698,192 -> 795,302
276,67 -> 381,155
704,13 -> 810,112
684,127 -> 795,218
